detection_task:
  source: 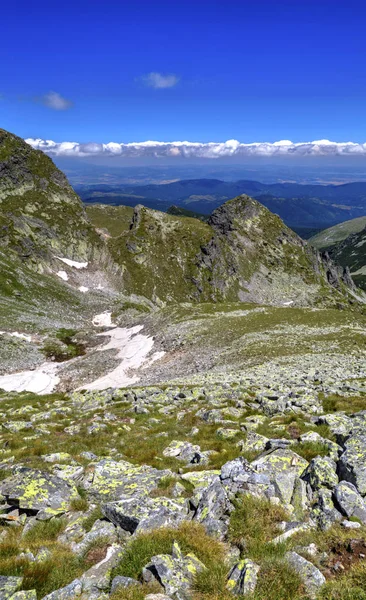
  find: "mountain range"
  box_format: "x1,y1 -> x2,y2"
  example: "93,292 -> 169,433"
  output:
75,178 -> 366,230
1,130 -> 366,600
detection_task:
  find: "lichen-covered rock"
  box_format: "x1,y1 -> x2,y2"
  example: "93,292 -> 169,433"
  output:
102,496 -> 188,534
194,478 -> 231,539
251,448 -> 308,478
143,541 -> 205,598
110,576 -> 140,594
338,431 -> 366,496
71,519 -> 117,556
0,576 -> 23,599
9,591 -> 37,600
0,468 -> 78,513
220,457 -> 275,499
334,481 -> 366,523
237,431 -> 269,454
302,456 -> 338,491
285,551 -> 325,598
84,459 -> 173,501
310,489 -> 342,530
226,559 -> 260,595
38,579 -> 82,600
162,441 -> 209,465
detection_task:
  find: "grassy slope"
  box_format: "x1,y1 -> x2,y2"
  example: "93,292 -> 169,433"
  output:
309,216 -> 366,249
86,204 -> 134,237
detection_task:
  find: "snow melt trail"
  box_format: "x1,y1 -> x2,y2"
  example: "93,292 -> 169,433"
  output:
78,325 -> 165,391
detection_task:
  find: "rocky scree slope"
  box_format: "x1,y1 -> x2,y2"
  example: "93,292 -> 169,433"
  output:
0,372 -> 366,599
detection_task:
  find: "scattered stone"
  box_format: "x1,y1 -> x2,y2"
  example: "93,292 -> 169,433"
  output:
285,551 -> 325,598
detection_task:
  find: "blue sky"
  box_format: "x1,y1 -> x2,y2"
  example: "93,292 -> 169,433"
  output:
2,0 -> 366,147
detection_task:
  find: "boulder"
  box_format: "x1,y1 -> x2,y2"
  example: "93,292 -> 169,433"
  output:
334,481 -> 366,523
301,457 -> 338,491
285,552 -> 325,598
0,469 -> 78,513
143,541 -> 205,598
102,496 -> 188,534
226,559 -> 260,595
0,577 -> 23,599
84,459 -> 173,501
338,431 -> 366,496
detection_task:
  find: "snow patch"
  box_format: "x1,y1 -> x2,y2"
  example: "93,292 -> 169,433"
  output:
78,286 -> 89,293
0,363 -> 60,394
283,301 -> 294,306
92,312 -> 115,327
56,257 -> 88,269
57,270 -> 68,281
79,325 -> 165,390
0,331 -> 32,342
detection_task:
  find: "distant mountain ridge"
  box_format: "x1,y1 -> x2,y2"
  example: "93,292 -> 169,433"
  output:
310,216 -> 366,290
76,178 -> 366,229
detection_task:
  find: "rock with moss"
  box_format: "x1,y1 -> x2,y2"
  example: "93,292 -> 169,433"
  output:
301,456 -> 338,491
0,468 -> 78,513
162,440 -> 210,465
71,519 -> 117,556
84,459 -> 173,501
0,576 -> 23,599
9,592 -> 37,600
237,431 -> 269,454
102,496 -> 189,534
226,559 -> 260,595
310,488 -> 343,530
194,477 -> 231,539
334,481 -> 366,523
285,551 -> 325,598
338,429 -> 366,496
142,541 -> 205,599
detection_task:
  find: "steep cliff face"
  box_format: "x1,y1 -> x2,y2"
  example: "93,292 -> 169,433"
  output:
0,129 -> 102,271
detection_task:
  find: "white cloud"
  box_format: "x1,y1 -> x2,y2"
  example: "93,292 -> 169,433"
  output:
41,91 -> 73,110
25,138 -> 366,158
140,72 -> 179,89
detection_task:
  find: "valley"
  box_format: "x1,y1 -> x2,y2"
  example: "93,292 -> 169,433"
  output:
0,129 -> 366,600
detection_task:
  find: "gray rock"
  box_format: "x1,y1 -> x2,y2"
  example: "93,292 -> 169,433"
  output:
334,481 -> 366,523
302,456 -> 338,491
41,579 -> 83,599
102,496 -> 188,534
226,559 -> 260,595
338,431 -> 366,496
143,541 -> 205,599
310,488 -> 342,530
9,592 -> 37,600
110,576 -> 140,594
85,459 -> 173,501
0,469 -> 78,513
80,544 -> 123,597
0,576 -> 23,599
71,519 -> 117,556
162,440 -> 209,465
285,552 -> 325,598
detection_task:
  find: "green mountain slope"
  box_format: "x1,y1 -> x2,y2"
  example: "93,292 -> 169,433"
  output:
0,129 -> 102,271
106,196 -> 358,307
309,216 -> 366,249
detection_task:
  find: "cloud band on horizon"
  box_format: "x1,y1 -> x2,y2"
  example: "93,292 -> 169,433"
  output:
25,138 -> 366,158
